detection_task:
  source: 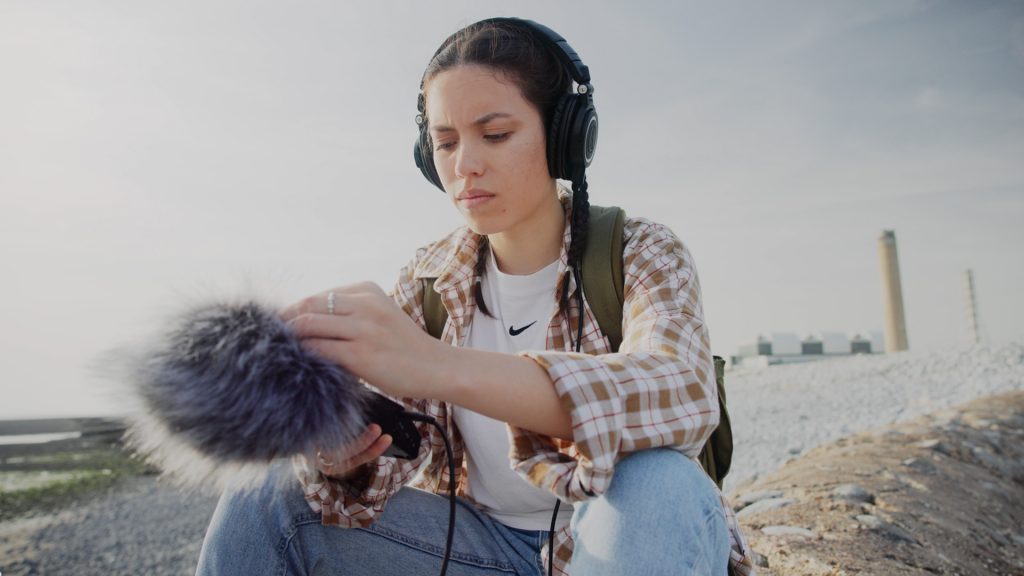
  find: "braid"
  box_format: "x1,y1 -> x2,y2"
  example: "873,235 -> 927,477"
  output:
567,177 -> 590,274
559,177 -> 590,332
473,235 -> 495,319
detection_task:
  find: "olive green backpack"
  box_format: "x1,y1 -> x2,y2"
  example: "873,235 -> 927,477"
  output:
422,205 -> 733,488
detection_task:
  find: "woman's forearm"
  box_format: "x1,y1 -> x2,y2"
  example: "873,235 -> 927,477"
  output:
431,343 -> 573,440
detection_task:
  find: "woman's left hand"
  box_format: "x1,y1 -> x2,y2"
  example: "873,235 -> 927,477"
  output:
280,281 -> 445,399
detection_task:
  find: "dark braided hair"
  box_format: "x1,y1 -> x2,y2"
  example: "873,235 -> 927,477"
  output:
422,20 -> 591,342
472,236 -> 492,318
560,177 -> 589,346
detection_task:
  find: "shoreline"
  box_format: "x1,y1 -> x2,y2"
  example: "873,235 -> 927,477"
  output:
0,417 -> 125,437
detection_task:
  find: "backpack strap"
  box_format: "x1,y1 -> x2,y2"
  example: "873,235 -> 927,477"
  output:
580,205 -> 626,352
423,277 -> 446,340
700,356 -> 732,488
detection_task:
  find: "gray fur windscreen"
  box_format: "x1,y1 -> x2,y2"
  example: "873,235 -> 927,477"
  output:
115,300 -> 375,488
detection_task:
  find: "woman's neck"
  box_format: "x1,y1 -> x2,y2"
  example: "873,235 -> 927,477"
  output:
487,194 -> 565,275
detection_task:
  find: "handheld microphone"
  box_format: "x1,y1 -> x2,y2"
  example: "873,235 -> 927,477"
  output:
118,300 -> 422,484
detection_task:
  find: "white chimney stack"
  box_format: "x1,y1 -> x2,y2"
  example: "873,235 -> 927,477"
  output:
878,230 -> 909,352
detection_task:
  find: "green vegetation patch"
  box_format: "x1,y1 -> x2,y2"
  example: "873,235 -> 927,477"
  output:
0,444 -> 151,522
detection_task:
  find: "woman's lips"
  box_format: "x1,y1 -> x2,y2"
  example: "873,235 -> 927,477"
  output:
458,193 -> 494,208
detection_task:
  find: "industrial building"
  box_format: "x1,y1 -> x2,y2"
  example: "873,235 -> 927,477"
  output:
731,331 -> 885,368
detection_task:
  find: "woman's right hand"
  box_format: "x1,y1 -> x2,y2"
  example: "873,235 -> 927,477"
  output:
316,423 -> 393,481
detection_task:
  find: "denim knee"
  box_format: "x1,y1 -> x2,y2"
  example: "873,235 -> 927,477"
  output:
570,449 -> 731,575
196,465 -> 320,576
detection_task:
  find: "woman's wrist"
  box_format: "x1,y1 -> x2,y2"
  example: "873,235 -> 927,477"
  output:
428,340 -> 471,403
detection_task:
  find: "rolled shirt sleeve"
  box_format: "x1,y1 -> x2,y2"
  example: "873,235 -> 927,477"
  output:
511,218 -> 719,502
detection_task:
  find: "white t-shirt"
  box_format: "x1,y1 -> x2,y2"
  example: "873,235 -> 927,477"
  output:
452,245 -> 575,531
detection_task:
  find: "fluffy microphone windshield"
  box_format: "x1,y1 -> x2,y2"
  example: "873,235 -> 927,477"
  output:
120,300 -> 374,486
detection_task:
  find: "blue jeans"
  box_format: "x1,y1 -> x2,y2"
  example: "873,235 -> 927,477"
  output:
196,449 -> 730,575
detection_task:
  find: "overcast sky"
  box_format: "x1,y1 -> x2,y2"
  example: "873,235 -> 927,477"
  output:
2,1 -> 1023,419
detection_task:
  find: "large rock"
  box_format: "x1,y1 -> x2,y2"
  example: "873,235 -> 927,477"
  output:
736,497 -> 796,519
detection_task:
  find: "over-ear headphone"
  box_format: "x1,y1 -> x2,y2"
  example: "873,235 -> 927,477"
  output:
413,17 -> 598,192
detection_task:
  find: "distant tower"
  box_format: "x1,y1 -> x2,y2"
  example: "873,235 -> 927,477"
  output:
878,230 -> 909,352
963,269 -> 981,345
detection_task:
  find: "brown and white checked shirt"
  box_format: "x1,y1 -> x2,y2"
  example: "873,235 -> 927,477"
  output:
295,190 -> 756,575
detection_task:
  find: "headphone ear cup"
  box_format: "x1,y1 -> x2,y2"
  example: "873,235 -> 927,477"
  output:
414,128 -> 445,192
549,93 -> 598,181
569,98 -> 598,172
547,94 -> 575,180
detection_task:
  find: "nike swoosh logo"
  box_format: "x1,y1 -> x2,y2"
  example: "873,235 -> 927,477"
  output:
508,321 -> 538,336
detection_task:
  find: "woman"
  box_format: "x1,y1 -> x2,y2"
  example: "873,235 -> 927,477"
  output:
197,17 -> 755,576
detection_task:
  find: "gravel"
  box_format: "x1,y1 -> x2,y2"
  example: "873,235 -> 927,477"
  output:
0,475 -> 218,576
723,341 -> 1024,493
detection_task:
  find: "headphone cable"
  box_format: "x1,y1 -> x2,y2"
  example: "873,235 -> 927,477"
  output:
545,266 -> 585,576
399,412 -> 457,576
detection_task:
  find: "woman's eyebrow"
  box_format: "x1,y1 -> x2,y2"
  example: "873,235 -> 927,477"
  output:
430,112 -> 514,133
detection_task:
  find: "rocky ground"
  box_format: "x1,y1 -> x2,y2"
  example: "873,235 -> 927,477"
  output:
730,390 -> 1024,575
0,475 -> 217,576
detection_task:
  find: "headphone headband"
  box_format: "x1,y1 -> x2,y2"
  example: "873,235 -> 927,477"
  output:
503,18 -> 592,87
420,17 -> 592,99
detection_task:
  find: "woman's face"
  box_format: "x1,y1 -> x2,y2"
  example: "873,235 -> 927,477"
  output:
423,64 -> 557,237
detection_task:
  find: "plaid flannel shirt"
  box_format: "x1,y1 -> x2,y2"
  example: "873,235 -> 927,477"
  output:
295,190 -> 756,575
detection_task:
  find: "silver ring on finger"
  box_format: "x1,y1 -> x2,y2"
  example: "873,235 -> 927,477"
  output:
326,291 -> 336,315
317,450 -> 336,468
